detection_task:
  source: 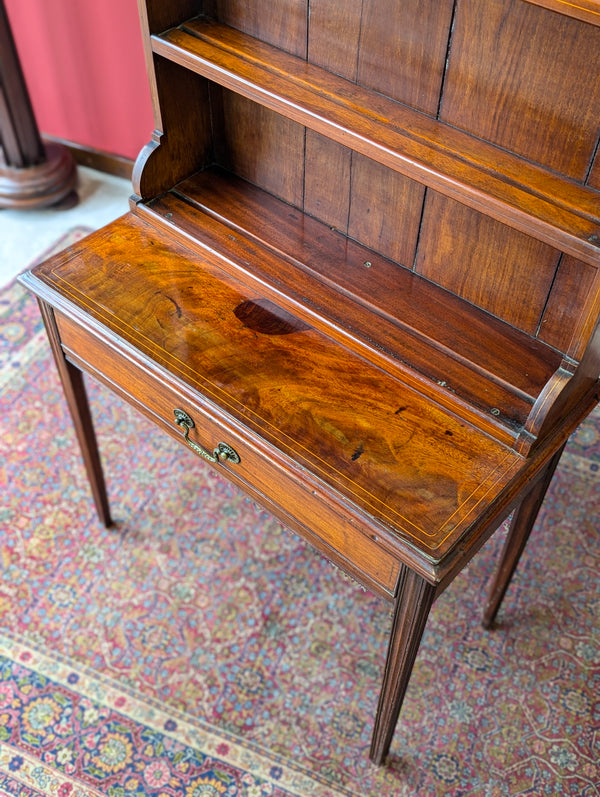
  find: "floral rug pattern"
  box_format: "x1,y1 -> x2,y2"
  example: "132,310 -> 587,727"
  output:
0,231 -> 599,796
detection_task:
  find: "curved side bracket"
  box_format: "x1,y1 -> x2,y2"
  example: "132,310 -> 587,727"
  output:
520,357 -> 600,454
132,56 -> 215,202
523,366 -> 575,443
131,131 -> 163,201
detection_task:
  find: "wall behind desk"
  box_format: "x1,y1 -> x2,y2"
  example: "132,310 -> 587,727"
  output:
5,0 -> 154,161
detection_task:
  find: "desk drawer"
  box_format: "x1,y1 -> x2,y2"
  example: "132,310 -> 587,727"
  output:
56,312 -> 401,597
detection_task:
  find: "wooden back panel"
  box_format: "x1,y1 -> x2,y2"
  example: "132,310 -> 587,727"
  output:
441,0 -> 600,181
207,0 -> 450,271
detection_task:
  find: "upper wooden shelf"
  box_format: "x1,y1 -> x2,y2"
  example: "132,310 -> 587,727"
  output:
151,16 -> 600,267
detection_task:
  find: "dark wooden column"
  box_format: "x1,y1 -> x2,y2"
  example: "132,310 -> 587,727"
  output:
0,0 -> 77,208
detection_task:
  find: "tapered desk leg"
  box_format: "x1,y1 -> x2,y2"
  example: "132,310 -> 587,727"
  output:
370,566 -> 436,765
482,444 -> 565,629
38,301 -> 113,528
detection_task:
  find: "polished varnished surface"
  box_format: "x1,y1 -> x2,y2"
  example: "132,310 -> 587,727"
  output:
441,0 -> 600,179
140,168 -> 571,448
522,0 -> 600,30
169,168 -> 564,383
30,213 -> 523,560
54,311 -> 404,596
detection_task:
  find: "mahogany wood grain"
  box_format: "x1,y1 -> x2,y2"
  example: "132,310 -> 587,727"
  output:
22,213 -> 600,770
429,384 -> 597,596
132,59 -> 213,200
150,17 -> 600,265
216,90 -> 305,207
356,0 -> 455,114
26,214 -> 526,567
529,323 -> 600,445
23,215 -> 598,579
441,0 -> 600,180
134,0 -> 202,199
213,0 -> 307,56
309,0 -> 436,262
416,191 -> 561,334
136,0 -> 198,36
172,170 -> 561,388
140,204 -> 531,445
146,187 -> 599,455
304,132 -> 352,232
55,313 -> 402,597
142,171 -> 568,442
523,0 -> 600,26
539,256 -> 599,355
370,568 -> 436,765
304,135 -> 426,265
307,0 -> 363,78
348,154 -> 425,267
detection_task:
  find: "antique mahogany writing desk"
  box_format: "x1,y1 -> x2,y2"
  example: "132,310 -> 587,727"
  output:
21,0 -> 600,766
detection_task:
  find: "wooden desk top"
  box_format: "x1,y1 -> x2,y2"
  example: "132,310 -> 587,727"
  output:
27,212 -> 526,569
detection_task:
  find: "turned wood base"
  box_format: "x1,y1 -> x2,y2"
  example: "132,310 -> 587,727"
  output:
0,142 -> 77,209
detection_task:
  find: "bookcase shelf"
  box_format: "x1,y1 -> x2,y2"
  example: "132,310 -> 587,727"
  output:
152,16 -> 600,266
137,166 -> 564,449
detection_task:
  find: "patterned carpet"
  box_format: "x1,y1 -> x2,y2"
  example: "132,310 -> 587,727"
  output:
0,229 -> 599,796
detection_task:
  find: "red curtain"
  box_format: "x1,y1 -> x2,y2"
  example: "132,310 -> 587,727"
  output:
5,0 -> 154,160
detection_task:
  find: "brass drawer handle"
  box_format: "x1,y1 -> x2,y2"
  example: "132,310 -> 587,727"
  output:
173,409 -> 241,464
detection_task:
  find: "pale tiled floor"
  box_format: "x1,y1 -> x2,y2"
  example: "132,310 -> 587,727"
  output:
0,166 -> 132,288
